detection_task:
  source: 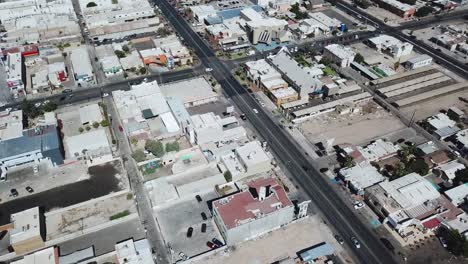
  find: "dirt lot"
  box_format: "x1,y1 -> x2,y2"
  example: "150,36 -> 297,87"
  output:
404,236 -> 467,264
300,102 -> 405,145
194,215 -> 352,264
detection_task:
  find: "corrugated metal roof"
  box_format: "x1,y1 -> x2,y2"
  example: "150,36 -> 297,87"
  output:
299,242 -> 334,261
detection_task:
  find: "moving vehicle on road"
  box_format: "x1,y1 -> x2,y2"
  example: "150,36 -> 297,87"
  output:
353,201 -> 365,210
351,237 -> 361,248
186,227 -> 193,238
62,89 -> 72,93
205,67 -> 213,72
335,234 -> 345,245
253,108 -> 259,114
439,236 -> 448,248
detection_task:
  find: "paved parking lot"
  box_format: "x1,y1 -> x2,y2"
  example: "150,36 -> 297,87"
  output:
155,191 -> 223,261
0,160 -> 125,225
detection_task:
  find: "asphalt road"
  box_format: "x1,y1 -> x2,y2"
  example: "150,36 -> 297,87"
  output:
154,0 -> 397,263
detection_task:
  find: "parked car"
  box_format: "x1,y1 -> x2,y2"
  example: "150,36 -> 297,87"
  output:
201,212 -> 207,221
10,189 -> 18,197
334,235 -> 345,245
206,241 -> 218,249
62,89 -> 72,93
201,223 -> 207,233
205,68 -> 213,72
195,195 -> 202,202
240,114 -> 247,120
351,237 -> 361,249
186,227 -> 193,238
33,166 -> 38,174
353,201 -> 365,210
118,125 -> 124,132
439,237 -> 448,248
25,186 -> 34,193
178,252 -> 188,261
253,108 -> 259,114
212,238 -> 223,247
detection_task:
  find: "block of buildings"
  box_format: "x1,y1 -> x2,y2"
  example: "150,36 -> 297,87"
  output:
241,8 -> 290,45
368,35 -> 413,59
212,177 -> 295,244
405,54 -> 432,70
189,5 -> 217,24
153,36 -> 193,66
221,141 -> 272,179
323,44 -> 355,68
11,247 -> 59,264
79,104 -> 103,125
119,50 -> 145,71
444,184 -> 468,206
70,48 -> 95,87
9,207 -> 45,254
79,0 -> 161,42
294,18 -> 330,39
270,87 -> 299,106
371,0 -> 416,18
339,164 -> 387,195
244,59 -> 287,91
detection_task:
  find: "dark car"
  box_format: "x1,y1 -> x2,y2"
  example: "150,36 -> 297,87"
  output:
10,189 -> 18,197
212,238 -> 223,247
195,195 -> 202,202
201,212 -> 207,221
25,186 -> 34,193
335,234 -> 345,245
206,241 -> 218,249
240,114 -> 247,120
201,223 -> 207,233
62,89 -> 72,93
186,227 -> 193,238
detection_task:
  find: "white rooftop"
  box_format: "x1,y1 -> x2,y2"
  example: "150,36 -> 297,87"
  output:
369,35 -> 405,48
0,109 -> 24,141
340,164 -> 386,190
325,44 -> 356,60
236,141 -> 270,168
10,207 -> 42,245
358,139 -> 400,162
159,77 -> 217,106
272,87 -> 298,99
445,184 -> 468,206
66,128 -> 110,158
115,239 -> 155,264
428,113 -> 456,130
11,247 -> 57,264
79,103 -> 103,125
446,212 -> 468,239
380,173 -> 440,209
308,12 -> 342,27
437,161 -> 465,181
70,47 -> 93,77
376,0 -> 414,11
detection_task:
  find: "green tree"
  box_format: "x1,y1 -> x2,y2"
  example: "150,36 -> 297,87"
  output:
165,141 -> 180,152
131,138 -> 138,146
86,1 -> 97,7
92,121 -> 100,128
100,119 -> 109,127
43,102 -> 57,112
393,162 -> 408,179
290,3 -> 308,20
122,44 -> 130,53
353,0 -> 370,9
139,67 -> 147,75
224,170 -> 232,182
85,125 -> 91,131
415,6 -> 435,17
394,61 -> 400,70
408,158 -> 429,176
114,50 -> 126,58
79,127 -> 84,133
454,168 -> 468,185
444,229 -> 468,257
21,99 -> 41,119
354,53 -> 365,64
156,27 -> 171,37
344,156 -> 354,168
145,139 -> 165,157
131,149 -> 146,162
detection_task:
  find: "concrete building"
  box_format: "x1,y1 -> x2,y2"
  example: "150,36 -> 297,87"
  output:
357,139 -> 400,162
244,59 -> 288,92
368,35 -> 413,59
339,164 -> 387,195
159,77 -> 218,107
153,35 -> 193,66
70,48 -> 95,87
5,51 -> 25,98
10,247 -> 59,264
221,141 -> 272,179
443,212 -> 468,240
405,54 -> 433,70
212,177 -> 295,244
371,0 -> 416,18
189,112 -> 246,145
241,8 -> 290,45
444,184 -> 468,206
0,125 -> 64,169
65,129 -> 111,164
269,48 -> 322,99
427,113 -> 456,131
323,44 -> 355,68
430,34 -> 461,52
270,87 -> 299,106
79,104 -> 103,125
308,12 -> 342,29
9,207 -> 46,255
189,5 -> 217,24
436,161 -> 465,183
115,238 -> 154,264
205,18 -> 248,50
294,18 -> 330,39
100,55 -> 123,77
0,109 -> 24,141
119,50 -> 145,71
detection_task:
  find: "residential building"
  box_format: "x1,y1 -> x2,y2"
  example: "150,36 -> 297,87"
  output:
416,141 -> 439,156
79,104 -> 103,125
423,149 -> 450,168
455,129 -> 468,155
0,109 -> 24,141
371,0 -> 416,18
5,51 -> 25,98
443,212 -> 468,240
270,87 -> 299,106
448,106 -> 464,121
323,44 -> 355,68
241,8 -> 290,45
405,54 -> 433,70
339,164 -> 387,195
70,48 -> 95,87
298,242 -> 335,263
0,125 -> 64,169
294,18 -> 330,39
269,48 -> 322,99
428,113 -> 456,130
189,112 -> 246,145
212,177 -> 295,244
436,161 -> 465,183
368,35 -> 413,59
444,184 -> 468,206
153,35 -> 193,66
357,139 -> 400,162
9,207 -> 46,254
119,50 -> 145,71
189,5 -> 217,24
100,55 -> 123,77
244,59 -> 288,91
11,247 -> 59,264
221,141 -> 272,179
115,239 -> 154,264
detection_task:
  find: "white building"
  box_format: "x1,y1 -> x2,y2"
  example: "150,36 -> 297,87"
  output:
324,44 -> 355,68
65,128 -> 112,164
436,161 -> 465,183
190,5 -> 217,24
241,8 -> 290,45
369,35 -> 413,59
189,112 -> 246,145
79,103 -> 103,125
445,184 -> 468,206
244,59 -> 287,91
357,139 -> 400,162
70,48 -> 95,87
10,207 -> 45,254
405,54 -> 433,70
427,113 -> 456,131
115,239 -> 154,264
11,247 -> 59,264
213,177 -> 295,244
295,18 -> 330,39
0,109 -> 24,141
159,77 -> 218,107
339,164 -> 386,195
221,141 -> 272,179
5,52 -> 24,97
308,12 -> 342,29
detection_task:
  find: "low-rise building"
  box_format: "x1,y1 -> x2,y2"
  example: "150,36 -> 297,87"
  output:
368,35 -> 413,59
0,109 -> 24,141
65,129 -> 111,163
119,50 -> 145,71
436,161 -> 465,183
241,8 -> 290,45
339,164 -> 387,195
11,247 -> 59,264
189,5 -> 217,24
189,112 -> 246,145
153,35 -> 193,66
430,34 -> 461,51
206,18 -> 248,49
101,55 -> 123,77
244,59 -> 287,91
212,177 -> 295,244
115,238 -> 155,264
159,77 -> 218,107
357,139 -> 400,162
371,0 -> 416,18
308,12 -> 342,29
70,48 -> 95,87
444,184 -> 468,206
323,44 -> 355,68
221,141 -> 272,179
10,207 -> 46,254
79,104 -> 103,125
405,54 -> 433,70
270,87 -> 299,106
5,51 -> 25,98
427,113 -> 456,130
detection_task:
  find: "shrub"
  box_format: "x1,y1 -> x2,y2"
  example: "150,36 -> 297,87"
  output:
145,139 -> 165,157
224,170 -> 232,182
131,149 -> 146,162
100,119 -> 109,127
109,210 -> 130,220
79,127 -> 84,133
85,125 -> 91,131
92,122 -> 100,128
165,141 -> 180,152
86,1 -> 97,7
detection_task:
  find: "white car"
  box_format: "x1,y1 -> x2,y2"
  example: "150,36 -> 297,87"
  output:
179,252 -> 189,260
253,108 -> 259,114
353,201 -> 365,210
205,67 -> 213,72
33,166 -> 39,174
34,102 -> 42,108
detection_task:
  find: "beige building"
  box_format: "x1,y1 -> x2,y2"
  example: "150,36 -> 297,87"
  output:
10,207 -> 45,255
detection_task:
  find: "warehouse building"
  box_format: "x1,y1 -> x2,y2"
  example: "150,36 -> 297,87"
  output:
405,54 -> 433,70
